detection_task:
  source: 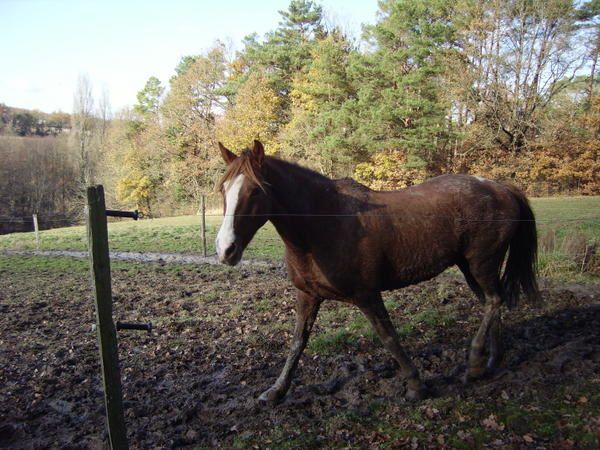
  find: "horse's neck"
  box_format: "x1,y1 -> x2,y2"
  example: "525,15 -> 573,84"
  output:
265,159 -> 338,249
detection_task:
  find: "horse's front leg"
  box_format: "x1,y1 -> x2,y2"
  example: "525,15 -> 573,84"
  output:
258,290 -> 321,404
355,292 -> 427,401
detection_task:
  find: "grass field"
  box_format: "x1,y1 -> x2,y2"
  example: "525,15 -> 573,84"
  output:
0,196 -> 598,279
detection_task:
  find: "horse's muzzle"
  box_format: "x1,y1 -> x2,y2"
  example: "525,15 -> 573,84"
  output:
219,242 -> 242,266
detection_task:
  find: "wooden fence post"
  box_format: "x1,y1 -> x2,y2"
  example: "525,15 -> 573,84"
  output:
86,185 -> 129,450
200,195 -> 207,257
33,213 -> 40,252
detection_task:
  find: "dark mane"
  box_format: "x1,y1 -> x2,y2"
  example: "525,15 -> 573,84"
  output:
219,152 -> 332,192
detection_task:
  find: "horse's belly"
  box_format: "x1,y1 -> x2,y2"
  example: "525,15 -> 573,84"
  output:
290,273 -> 348,299
382,254 -> 456,290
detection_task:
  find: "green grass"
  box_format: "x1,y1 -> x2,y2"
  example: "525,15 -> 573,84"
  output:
309,328 -> 361,354
531,196 -> 600,240
0,254 -> 90,274
0,254 -> 173,275
531,197 -> 600,280
1,196 -> 598,279
308,304 -> 458,355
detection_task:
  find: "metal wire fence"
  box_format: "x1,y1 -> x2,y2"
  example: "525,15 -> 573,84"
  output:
1,195 -> 598,277
0,214 -> 597,269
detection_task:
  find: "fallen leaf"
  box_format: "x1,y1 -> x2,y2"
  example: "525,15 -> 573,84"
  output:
411,437 -> 419,450
389,437 -> 410,447
556,439 -> 575,449
424,406 -> 439,419
522,434 -> 534,443
482,414 -> 505,431
455,411 -> 469,423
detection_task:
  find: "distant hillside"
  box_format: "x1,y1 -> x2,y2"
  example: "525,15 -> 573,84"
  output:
0,104 -> 71,137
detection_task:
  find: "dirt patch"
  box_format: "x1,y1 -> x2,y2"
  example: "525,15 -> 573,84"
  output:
0,261 -> 598,449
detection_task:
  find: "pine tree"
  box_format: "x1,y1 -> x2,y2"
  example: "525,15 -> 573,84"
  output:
232,0 -> 324,117
349,0 -> 457,182
133,77 -> 164,118
279,30 -> 357,176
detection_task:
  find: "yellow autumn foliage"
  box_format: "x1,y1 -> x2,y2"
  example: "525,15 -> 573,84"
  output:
471,98 -> 600,195
216,71 -> 281,154
116,172 -> 154,214
354,150 -> 428,191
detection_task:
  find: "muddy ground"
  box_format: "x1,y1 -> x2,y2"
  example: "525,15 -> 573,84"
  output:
0,258 -> 598,449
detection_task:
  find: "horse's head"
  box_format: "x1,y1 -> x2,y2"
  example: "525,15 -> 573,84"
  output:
215,140 -> 272,265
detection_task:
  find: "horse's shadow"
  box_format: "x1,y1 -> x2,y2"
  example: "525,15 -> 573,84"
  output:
296,303 -> 600,402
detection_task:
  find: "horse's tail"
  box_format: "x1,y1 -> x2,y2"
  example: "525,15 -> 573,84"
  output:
501,185 -> 541,308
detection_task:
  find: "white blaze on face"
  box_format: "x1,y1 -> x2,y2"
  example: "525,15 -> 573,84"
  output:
216,174 -> 245,260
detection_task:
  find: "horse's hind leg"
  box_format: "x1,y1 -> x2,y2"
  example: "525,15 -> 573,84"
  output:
486,314 -> 503,371
258,290 -> 321,404
458,260 -> 485,303
463,262 -> 504,381
466,292 -> 502,380
355,292 -> 426,401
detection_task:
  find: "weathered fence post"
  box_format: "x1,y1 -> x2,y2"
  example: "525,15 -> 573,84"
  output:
86,185 -> 129,450
200,195 -> 207,257
32,213 -> 40,252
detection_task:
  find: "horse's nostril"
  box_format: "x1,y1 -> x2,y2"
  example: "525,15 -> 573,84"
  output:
224,243 -> 237,258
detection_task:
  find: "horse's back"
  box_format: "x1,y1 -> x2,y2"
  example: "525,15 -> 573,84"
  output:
382,174 -> 521,220
362,174 -> 522,289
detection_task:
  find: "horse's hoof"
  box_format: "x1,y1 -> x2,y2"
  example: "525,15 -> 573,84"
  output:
258,387 -> 285,405
463,366 -> 487,384
406,385 -> 428,402
486,353 -> 504,372
486,358 -> 499,372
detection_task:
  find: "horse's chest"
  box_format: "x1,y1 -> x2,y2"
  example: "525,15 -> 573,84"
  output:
286,253 -> 346,299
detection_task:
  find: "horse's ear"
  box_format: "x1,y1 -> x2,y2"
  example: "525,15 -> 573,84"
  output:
218,142 -> 237,165
252,140 -> 265,166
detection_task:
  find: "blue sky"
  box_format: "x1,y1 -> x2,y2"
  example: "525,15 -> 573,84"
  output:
0,0 -> 379,114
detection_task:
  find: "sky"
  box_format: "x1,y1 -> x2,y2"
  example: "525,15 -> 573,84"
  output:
0,0 -> 379,114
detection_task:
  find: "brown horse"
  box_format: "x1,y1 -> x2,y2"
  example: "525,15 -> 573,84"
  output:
215,140 -> 540,403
